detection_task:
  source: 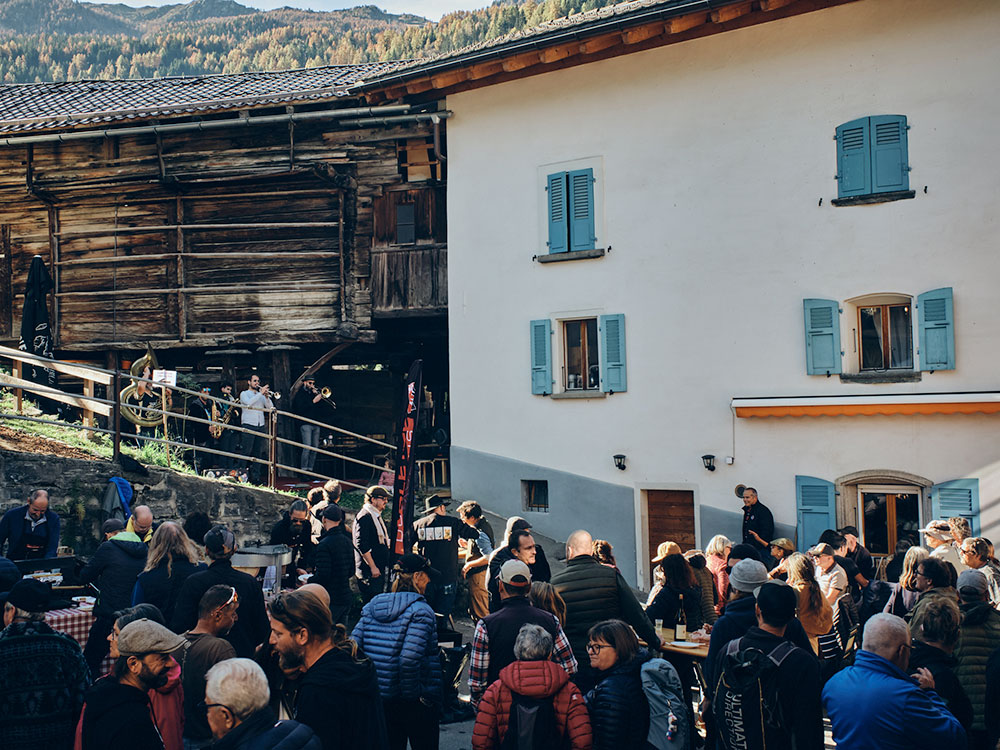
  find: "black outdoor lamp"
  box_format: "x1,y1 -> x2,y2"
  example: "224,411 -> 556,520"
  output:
613,454 -> 627,471
701,454 -> 716,472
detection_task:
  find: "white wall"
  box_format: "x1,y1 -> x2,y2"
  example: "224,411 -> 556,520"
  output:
445,0 -> 1000,574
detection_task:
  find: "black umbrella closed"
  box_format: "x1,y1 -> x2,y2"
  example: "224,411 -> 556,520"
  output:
18,255 -> 58,413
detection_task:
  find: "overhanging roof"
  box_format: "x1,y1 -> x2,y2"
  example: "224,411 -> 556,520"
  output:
732,392 -> 1000,418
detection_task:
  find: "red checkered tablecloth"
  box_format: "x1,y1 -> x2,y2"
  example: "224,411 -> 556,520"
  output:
45,607 -> 113,674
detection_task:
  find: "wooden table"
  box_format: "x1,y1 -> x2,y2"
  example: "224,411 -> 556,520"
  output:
660,639 -> 709,660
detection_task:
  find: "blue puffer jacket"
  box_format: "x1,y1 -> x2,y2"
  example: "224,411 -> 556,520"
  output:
585,649 -> 656,750
823,649 -> 966,750
351,591 -> 441,703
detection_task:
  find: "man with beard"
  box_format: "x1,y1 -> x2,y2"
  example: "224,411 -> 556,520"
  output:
181,585 -> 240,750
81,618 -> 187,750
268,589 -> 387,750
270,500 -> 315,586
239,374 -> 275,484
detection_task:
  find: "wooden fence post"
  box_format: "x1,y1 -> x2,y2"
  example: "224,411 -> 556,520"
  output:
112,371 -> 121,462
268,409 -> 277,489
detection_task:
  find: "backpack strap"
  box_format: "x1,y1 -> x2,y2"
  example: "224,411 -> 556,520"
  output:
724,637 -> 744,659
766,641 -> 797,668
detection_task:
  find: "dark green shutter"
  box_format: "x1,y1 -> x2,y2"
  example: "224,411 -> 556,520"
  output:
795,476 -> 837,549
568,168 -> 596,252
599,313 -> 626,393
870,115 -> 909,193
930,478 -> 980,536
546,172 -> 568,254
803,299 -> 842,375
836,118 -> 871,198
530,319 -> 552,395
917,287 -> 955,371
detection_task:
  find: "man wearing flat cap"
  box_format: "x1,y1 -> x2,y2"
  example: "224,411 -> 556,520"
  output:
0,579 -> 90,750
413,493 -> 480,617
81,618 -> 187,750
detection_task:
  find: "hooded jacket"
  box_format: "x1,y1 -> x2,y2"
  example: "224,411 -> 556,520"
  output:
823,649 -> 965,750
211,708 -> 320,750
294,645 -> 387,750
78,532 -> 148,618
351,591 -> 441,702
472,659 -> 592,750
80,676 -> 164,750
586,650 -> 655,750
954,599 -> 1000,731
909,640 -> 974,730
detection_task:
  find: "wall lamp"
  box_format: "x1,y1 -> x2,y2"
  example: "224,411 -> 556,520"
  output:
613,454 -> 627,471
701,454 -> 716,472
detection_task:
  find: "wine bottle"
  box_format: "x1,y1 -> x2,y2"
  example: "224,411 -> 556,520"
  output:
675,594 -> 687,641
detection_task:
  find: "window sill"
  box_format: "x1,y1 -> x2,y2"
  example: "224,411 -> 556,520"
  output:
535,248 -> 606,263
831,190 -> 916,207
550,390 -> 607,400
839,371 -> 922,384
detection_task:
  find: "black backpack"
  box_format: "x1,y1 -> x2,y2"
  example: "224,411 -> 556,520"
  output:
499,690 -> 565,750
712,638 -> 795,750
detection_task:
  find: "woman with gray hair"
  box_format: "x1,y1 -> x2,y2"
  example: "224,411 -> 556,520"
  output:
203,658 -> 320,749
472,624 -> 592,750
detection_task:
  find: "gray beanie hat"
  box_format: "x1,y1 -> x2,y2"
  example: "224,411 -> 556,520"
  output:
729,559 -> 769,595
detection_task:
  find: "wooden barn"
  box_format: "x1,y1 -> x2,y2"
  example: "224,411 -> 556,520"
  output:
0,64 -> 451,479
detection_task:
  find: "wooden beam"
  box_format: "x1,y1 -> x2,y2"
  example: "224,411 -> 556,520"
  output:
711,0 -> 753,23
760,0 -> 797,10
468,61 -> 504,80
384,85 -> 408,100
501,51 -> 541,73
539,42 -> 580,64
579,32 -> 621,55
623,23 -> 664,45
666,11 -> 709,34
289,342 -> 353,398
405,78 -> 434,95
430,69 -> 471,88
0,345 -> 113,384
0,372 -> 112,416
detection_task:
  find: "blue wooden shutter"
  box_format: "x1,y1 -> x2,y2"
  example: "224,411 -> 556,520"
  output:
870,115 -> 909,194
795,476 -> 837,549
530,319 -> 552,395
568,168 -> 596,252
803,299 -> 842,375
836,118 -> 871,198
599,313 -> 627,393
930,478 -> 980,536
917,287 -> 955,371
546,172 -> 568,254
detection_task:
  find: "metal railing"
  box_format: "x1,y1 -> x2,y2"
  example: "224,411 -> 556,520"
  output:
0,344 -> 394,491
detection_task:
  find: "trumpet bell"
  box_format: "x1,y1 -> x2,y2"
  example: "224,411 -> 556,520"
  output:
321,387 -> 332,398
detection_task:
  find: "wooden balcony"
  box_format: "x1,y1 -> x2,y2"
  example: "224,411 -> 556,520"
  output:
371,243 -> 447,317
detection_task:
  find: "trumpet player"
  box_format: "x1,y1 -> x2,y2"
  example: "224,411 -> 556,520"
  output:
240,373 -> 275,484
293,376 -> 325,473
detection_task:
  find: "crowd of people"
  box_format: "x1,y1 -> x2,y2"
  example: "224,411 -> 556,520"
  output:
1,484 -> 999,750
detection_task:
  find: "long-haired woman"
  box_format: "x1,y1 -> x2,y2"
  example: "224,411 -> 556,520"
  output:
132,521 -> 204,623
884,546 -> 930,617
705,534 -> 732,616
645,553 -> 704,631
529,581 -> 568,625
786,552 -> 833,655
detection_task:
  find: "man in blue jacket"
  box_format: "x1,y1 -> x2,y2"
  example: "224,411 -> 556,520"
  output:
823,613 -> 967,750
0,489 -> 60,560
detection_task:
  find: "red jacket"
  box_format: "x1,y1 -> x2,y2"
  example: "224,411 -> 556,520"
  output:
472,660 -> 592,750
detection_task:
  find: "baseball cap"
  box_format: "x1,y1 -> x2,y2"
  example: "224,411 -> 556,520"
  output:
499,559 -> 531,587
117,619 -> 187,656
729,559 -> 769,595
755,580 -> 797,625
102,518 -> 125,537
393,553 -> 439,579
956,569 -> 988,599
0,578 -> 52,612
204,525 -> 235,554
651,541 -> 682,564
918,520 -> 953,541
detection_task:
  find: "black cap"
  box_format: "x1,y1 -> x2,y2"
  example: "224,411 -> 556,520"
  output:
320,505 -> 344,524
755,581 -> 797,626
102,518 -> 125,537
728,543 -> 759,562
1,578 -> 52,613
204,525 -> 235,554
422,494 -> 451,513
393,553 -> 439,580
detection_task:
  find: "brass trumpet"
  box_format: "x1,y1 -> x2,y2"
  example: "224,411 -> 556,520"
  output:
320,386 -> 337,409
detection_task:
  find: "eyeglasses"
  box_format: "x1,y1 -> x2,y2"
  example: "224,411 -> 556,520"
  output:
586,643 -> 612,655
199,700 -> 233,714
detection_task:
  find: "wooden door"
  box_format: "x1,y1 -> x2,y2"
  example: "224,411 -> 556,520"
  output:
647,490 -> 696,582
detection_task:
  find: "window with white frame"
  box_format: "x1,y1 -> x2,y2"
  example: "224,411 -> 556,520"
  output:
529,314 -> 627,395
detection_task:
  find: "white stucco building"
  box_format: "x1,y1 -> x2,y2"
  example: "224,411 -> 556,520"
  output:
362,0 -> 1000,585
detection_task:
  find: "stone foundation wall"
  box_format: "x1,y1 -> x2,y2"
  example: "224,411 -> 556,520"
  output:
0,449 -> 295,557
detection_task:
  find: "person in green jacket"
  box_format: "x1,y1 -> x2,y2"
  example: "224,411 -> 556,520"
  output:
954,568 -> 1000,750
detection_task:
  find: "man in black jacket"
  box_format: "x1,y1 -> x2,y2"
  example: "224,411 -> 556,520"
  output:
78,518 -> 148,677
172,525 -> 269,658
741,487 -> 774,562
270,500 -> 315,586
81,618 -> 187,750
551,529 -> 661,691
310,505 -> 354,626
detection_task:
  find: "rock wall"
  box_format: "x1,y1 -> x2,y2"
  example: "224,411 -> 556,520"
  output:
0,449 -> 295,556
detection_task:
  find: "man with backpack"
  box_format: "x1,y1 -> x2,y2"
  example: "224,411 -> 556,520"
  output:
714,580 -> 823,750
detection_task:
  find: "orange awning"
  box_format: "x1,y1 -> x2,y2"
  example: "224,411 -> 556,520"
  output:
732,393 -> 1000,418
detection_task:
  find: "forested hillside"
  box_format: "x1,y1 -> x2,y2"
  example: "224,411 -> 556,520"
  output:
0,0 -> 613,83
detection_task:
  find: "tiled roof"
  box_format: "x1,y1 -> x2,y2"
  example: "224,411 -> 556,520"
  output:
358,0 -> 720,83
0,61 -> 413,134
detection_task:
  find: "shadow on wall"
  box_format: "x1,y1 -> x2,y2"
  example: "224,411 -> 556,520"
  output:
0,449 -> 291,556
